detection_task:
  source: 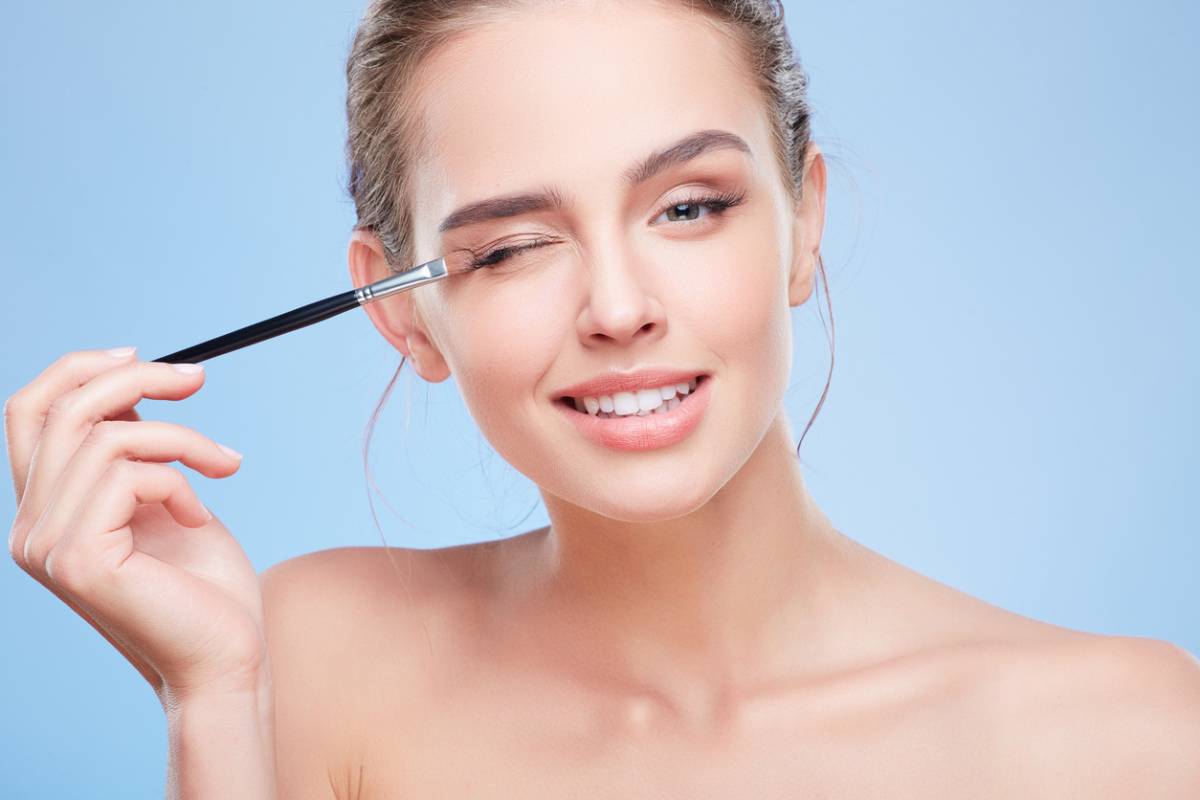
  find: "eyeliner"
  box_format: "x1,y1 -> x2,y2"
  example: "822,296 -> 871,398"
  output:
151,256 -> 449,364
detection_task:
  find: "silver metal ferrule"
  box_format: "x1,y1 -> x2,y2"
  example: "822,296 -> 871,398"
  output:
354,257 -> 448,305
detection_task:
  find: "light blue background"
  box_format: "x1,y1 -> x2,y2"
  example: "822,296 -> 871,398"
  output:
2,0 -> 1196,795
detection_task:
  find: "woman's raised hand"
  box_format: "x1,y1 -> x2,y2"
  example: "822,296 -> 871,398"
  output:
4,348 -> 267,704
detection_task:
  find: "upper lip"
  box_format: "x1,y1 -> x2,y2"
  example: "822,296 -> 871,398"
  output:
554,367 -> 708,400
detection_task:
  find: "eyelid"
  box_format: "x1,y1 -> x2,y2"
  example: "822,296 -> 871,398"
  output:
470,190 -> 736,252
650,170 -> 746,208
650,186 -> 747,225
460,183 -> 748,270
455,173 -> 744,237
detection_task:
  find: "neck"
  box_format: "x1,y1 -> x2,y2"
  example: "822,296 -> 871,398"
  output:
521,411 -> 856,720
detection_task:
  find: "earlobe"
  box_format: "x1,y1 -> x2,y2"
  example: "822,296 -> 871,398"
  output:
402,327 -> 452,383
787,219 -> 816,308
346,229 -> 452,383
787,146 -> 827,308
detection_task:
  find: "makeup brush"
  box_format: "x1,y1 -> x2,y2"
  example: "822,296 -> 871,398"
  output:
151,256 -> 451,364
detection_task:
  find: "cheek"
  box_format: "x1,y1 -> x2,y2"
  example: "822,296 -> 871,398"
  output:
672,219 -> 792,370
449,285 -> 568,430
740,236 -> 795,397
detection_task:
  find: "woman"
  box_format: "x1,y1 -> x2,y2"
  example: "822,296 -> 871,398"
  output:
6,0 -> 1199,796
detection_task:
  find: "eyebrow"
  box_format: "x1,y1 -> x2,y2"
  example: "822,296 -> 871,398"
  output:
436,128 -> 753,235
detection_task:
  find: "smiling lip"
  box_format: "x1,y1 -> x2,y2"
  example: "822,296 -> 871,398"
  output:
555,375 -> 711,451
554,367 -> 709,401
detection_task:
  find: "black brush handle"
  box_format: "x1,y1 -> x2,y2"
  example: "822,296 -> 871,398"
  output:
152,290 -> 358,364
148,256 -> 448,364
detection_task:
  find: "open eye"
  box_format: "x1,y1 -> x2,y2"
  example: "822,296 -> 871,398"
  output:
462,187 -> 747,272
652,188 -> 747,226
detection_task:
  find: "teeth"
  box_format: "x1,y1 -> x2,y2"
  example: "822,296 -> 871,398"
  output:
635,388 -> 664,412
613,392 -> 639,415
572,377 -> 700,418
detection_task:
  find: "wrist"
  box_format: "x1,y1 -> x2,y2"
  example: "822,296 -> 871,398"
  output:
162,665 -> 277,800
159,659 -> 274,714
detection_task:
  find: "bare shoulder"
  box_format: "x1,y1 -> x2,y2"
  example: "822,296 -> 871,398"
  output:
260,542 -> 486,608
260,537 -> 513,629
980,632 -> 1200,796
852,545 -> 1200,794
258,543 -> 500,799
259,541 -> 497,683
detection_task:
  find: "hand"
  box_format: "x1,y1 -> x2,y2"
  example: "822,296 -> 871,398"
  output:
5,348 -> 265,703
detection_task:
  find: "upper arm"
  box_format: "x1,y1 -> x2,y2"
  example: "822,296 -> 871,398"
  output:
260,549 -> 367,800
260,545 -> 453,800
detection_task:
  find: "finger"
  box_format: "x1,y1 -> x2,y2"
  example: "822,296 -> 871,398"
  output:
44,460 -> 209,588
41,460 -> 211,691
4,347 -> 138,504
18,420 -> 240,576
17,359 -> 209,529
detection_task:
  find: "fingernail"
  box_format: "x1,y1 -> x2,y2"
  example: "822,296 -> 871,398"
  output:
216,443 -> 243,460
201,504 -> 213,521
106,346 -> 137,358
172,363 -> 204,374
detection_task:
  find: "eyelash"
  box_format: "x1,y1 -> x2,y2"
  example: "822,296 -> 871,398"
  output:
463,188 -> 747,271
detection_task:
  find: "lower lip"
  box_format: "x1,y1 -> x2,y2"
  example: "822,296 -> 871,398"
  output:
554,376 -> 712,452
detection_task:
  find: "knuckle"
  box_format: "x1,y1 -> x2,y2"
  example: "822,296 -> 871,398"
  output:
85,419 -> 130,453
45,542 -> 92,593
106,458 -> 141,485
48,351 -> 75,373
8,526 -> 25,568
33,353 -> 81,392
3,392 -> 26,421
168,465 -> 191,492
90,418 -> 121,441
150,460 -> 184,489
22,532 -> 50,573
45,393 -> 81,424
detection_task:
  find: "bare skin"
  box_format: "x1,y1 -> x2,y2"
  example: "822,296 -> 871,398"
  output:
278,2 -> 1200,796
263,527 -> 1200,799
4,353 -> 1197,798
6,1 -> 1198,797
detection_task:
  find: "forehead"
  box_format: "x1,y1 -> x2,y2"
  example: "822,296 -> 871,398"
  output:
407,1 -> 768,239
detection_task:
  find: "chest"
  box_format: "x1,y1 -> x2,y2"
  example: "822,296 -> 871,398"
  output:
345,668 -> 1025,799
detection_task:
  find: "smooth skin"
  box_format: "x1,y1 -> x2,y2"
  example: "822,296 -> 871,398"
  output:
5,353 -> 260,699
8,1 -> 1200,798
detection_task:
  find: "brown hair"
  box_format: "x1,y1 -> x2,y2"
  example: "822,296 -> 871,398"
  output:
348,0 -> 835,527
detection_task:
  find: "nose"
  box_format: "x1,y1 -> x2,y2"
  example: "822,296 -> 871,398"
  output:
575,242 -> 667,348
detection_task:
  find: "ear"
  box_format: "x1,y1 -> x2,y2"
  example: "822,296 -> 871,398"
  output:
347,228 -> 452,383
787,143 -> 827,308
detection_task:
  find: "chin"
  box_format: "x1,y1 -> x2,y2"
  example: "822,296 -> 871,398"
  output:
574,473 -> 718,523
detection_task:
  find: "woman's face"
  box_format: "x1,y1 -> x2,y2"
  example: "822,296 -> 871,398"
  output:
393,0 -> 824,522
